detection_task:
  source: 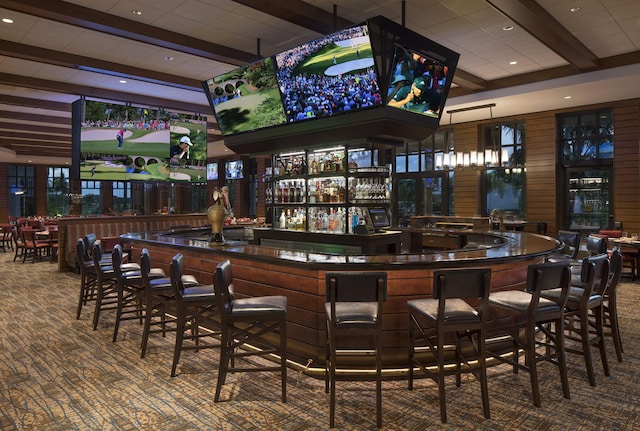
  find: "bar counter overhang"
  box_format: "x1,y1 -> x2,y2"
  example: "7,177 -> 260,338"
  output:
120,229 -> 562,376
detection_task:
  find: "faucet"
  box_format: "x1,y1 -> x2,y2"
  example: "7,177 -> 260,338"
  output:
489,208 -> 504,233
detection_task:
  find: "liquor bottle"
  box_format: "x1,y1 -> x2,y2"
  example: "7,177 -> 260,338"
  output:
294,181 -> 302,203
279,210 -> 286,229
288,181 -> 295,203
283,182 -> 289,203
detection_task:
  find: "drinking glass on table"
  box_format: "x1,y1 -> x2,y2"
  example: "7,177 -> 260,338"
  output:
622,231 -> 628,239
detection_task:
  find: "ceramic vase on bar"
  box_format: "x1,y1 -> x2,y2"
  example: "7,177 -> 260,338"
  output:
208,190 -> 225,244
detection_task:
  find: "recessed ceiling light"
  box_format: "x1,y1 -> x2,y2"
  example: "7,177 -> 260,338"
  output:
119,80 -> 127,84
165,56 -> 174,61
564,96 -> 572,99
502,25 -> 514,31
2,18 -> 14,24
131,10 -> 142,16
509,61 -> 518,65
570,6 -> 581,13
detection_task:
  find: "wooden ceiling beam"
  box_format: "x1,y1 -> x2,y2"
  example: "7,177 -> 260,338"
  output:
0,121 -> 70,135
0,110 -> 71,125
485,0 -> 599,70
0,94 -> 71,111
0,40 -> 203,92
0,73 -> 211,114
0,0 -> 258,66
232,0 -> 354,34
0,131 -> 69,143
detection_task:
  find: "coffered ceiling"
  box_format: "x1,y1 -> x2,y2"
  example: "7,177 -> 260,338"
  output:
0,0 -> 639,164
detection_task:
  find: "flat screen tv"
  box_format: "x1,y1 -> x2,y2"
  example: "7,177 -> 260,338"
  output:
202,57 -> 287,136
275,23 -> 382,123
206,162 -> 219,181
385,45 -> 454,121
225,160 -> 244,180
72,99 -> 207,182
368,207 -> 390,232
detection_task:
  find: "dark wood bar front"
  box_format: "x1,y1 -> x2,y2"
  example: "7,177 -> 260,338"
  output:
120,229 -> 561,375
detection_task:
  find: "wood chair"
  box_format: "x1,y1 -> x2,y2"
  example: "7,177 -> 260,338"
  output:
602,248 -> 624,362
408,268 -> 491,424
542,253 -> 610,386
487,261 -> 572,407
213,259 -> 287,403
324,271 -> 387,428
169,254 -> 220,377
21,228 -> 50,263
111,244 -> 165,343
139,249 -> 198,359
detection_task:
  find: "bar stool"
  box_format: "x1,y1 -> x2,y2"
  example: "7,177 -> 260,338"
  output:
111,244 -> 165,343
213,259 -> 287,403
324,271 -> 387,428
487,261 -> 572,407
602,248 -> 624,362
75,239 -> 97,319
139,249 -> 198,358
408,268 -> 491,424
542,253 -> 610,386
169,254 -> 220,377
91,243 -> 139,331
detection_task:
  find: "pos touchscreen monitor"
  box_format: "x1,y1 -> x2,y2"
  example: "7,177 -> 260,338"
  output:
368,207 -> 391,232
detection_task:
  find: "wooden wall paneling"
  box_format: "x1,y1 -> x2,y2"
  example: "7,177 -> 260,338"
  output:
612,101 -> 640,232
35,165 -> 48,217
452,122 -> 480,216
523,111 -> 558,235
0,164 -> 7,222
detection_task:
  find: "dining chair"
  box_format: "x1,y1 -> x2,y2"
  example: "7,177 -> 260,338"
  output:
603,248 -> 623,362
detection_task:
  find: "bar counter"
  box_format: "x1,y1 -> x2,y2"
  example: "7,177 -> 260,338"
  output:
120,228 -> 562,375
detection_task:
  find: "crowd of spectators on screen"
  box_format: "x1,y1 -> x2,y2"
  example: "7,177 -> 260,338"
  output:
275,25 -> 381,122
82,119 -> 171,130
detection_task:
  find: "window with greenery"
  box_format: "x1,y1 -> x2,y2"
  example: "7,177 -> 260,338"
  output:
81,180 -> 101,215
8,165 -> 35,217
559,108 -> 613,163
394,131 -> 453,221
112,181 -> 131,214
481,121 -> 526,216
47,167 -> 70,216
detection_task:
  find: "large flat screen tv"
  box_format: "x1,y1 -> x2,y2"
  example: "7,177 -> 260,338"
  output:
72,99 -> 207,182
275,23 -> 382,123
206,162 -> 219,181
385,45 -> 453,121
225,160 -> 244,180
202,57 -> 287,136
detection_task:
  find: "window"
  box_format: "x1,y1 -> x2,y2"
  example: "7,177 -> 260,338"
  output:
394,131 -> 453,222
9,165 -> 35,217
481,121 -> 526,216
47,167 -> 70,216
81,180 -> 102,215
559,109 -> 613,163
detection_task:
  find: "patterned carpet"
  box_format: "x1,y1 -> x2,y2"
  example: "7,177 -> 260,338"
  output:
0,251 -> 639,431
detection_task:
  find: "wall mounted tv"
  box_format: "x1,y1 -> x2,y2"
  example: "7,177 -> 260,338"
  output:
71,99 -> 207,182
225,160 -> 244,180
206,162 -> 219,181
202,57 -> 287,136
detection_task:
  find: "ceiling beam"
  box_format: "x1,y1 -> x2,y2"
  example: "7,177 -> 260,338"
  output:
0,110 -> 71,125
1,131 -> 69,143
0,94 -> 71,111
0,40 -> 203,92
0,73 -> 211,114
232,0 -> 354,34
0,0 -> 258,66
485,0 -> 599,70
0,121 -> 70,135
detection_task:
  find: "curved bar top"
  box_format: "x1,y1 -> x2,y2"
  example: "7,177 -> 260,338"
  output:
120,229 -> 562,375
